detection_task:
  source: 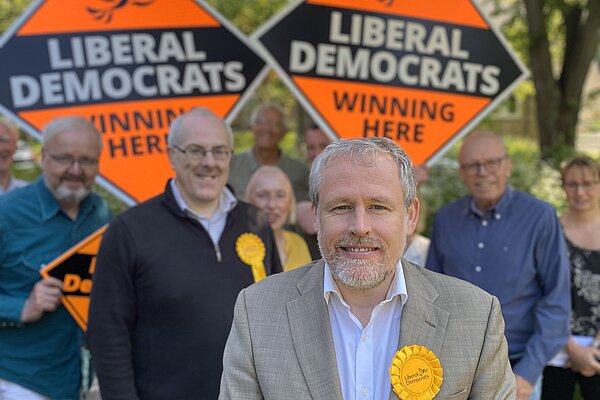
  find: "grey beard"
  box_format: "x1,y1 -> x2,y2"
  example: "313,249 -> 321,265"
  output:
328,256 -> 391,290
317,220 -> 408,291
45,177 -> 90,205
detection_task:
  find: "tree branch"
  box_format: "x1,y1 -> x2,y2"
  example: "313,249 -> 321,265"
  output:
524,0 -> 561,147
561,0 -> 600,104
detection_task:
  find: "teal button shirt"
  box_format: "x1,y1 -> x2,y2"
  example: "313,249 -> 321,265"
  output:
0,177 -> 111,399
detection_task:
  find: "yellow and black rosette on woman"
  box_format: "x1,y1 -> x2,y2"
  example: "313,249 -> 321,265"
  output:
235,233 -> 267,283
390,345 -> 443,400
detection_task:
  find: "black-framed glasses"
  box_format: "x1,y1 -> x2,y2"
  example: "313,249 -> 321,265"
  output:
46,152 -> 98,167
460,156 -> 507,176
562,180 -> 600,191
172,145 -> 232,161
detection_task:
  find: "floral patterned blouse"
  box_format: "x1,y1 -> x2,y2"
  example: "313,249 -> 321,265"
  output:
568,238 -> 600,336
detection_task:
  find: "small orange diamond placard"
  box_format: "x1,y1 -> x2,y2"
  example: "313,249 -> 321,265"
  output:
40,225 -> 107,331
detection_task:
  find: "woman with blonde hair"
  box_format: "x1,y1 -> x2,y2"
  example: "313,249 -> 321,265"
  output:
543,156 -> 600,399
245,166 -> 312,271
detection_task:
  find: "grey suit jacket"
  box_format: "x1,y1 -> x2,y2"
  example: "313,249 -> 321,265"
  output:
219,260 -> 516,399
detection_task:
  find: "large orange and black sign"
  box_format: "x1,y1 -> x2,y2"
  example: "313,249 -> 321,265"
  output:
40,226 -> 107,331
0,0 -> 266,204
254,0 -> 528,165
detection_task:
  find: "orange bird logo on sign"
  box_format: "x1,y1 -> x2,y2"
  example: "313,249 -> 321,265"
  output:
377,0 -> 395,7
87,0 -> 156,23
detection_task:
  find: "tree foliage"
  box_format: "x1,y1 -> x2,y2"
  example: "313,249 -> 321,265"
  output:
0,0 -> 30,32
492,0 -> 600,165
205,0 -> 287,35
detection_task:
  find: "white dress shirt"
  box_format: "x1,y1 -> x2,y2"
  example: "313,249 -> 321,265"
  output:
0,176 -> 27,195
324,262 -> 408,400
170,179 -> 237,261
403,234 -> 430,266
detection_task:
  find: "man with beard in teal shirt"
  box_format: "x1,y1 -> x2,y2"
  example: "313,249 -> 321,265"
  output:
0,116 -> 111,399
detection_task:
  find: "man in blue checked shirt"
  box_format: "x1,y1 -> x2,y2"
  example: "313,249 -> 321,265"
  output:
426,131 -> 570,400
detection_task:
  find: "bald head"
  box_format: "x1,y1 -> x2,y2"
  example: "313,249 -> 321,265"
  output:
458,131 -> 511,211
459,131 -> 507,162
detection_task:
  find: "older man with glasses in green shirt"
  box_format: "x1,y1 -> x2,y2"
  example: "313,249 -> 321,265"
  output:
228,104 -> 310,201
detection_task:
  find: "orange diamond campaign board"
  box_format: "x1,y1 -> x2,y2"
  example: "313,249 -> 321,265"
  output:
0,0 -> 265,204
254,0 -> 528,165
40,226 -> 107,331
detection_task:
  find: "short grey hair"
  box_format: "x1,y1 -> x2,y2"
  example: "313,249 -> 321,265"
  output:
309,137 -> 417,209
249,103 -> 287,130
168,107 -> 233,147
42,116 -> 102,149
0,117 -> 19,142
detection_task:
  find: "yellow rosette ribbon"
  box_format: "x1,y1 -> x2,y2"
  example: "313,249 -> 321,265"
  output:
389,345 -> 443,400
235,233 -> 267,283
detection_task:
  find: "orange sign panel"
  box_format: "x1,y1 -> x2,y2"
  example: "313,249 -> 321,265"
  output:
254,0 -> 528,165
40,226 -> 107,331
0,0 -> 266,204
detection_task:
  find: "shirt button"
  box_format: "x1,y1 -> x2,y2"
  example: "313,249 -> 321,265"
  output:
478,242 -> 484,249
361,334 -> 367,342
495,213 -> 501,220
361,387 -> 369,396
482,220 -> 488,226
475,266 -> 482,272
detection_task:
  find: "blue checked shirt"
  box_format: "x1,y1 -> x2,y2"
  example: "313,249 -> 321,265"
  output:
426,186 -> 570,385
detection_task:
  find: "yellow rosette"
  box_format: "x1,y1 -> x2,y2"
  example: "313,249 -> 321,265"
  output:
235,233 -> 267,283
389,345 -> 443,400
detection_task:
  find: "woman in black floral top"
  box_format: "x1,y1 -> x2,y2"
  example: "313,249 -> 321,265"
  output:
542,156 -> 600,399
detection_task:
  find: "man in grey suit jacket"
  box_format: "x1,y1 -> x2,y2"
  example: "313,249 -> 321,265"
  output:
220,137 -> 515,399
